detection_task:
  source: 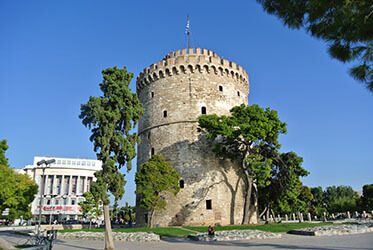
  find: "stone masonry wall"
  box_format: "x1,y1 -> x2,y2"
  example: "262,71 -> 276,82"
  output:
136,48 -> 252,226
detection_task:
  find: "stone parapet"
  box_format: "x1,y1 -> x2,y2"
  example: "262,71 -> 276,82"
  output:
136,48 -> 249,93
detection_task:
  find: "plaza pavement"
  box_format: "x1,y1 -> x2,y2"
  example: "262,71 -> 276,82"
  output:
1,230 -> 372,250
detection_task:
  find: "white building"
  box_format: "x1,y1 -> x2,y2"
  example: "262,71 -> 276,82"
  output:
19,156 -> 102,223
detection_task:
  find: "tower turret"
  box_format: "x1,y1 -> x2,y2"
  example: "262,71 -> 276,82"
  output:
136,48 -> 253,226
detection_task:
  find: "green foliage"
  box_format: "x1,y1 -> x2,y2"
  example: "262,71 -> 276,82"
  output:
198,104 -> 288,223
0,141 -> 38,220
0,139 -> 9,166
135,155 -> 180,227
118,203 -> 135,224
273,180 -> 312,214
310,186 -> 327,215
79,66 -> 144,204
79,66 -> 143,249
323,185 -> 359,213
259,151 -> 309,215
359,184 -> 373,211
256,0 -> 373,91
78,192 -> 103,223
110,200 -> 119,220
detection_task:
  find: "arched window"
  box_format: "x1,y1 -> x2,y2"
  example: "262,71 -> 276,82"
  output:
179,180 -> 184,188
151,92 -> 154,98
147,131 -> 151,140
201,106 -> 206,114
237,91 -> 240,97
219,85 -> 223,92
151,148 -> 155,156
163,110 -> 167,118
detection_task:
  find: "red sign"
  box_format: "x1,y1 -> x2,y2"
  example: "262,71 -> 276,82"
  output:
37,206 -> 82,212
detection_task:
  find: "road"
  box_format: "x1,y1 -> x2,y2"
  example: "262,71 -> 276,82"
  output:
1,231 -> 372,250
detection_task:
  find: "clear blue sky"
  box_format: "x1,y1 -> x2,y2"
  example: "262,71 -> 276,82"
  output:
1,0 -> 372,206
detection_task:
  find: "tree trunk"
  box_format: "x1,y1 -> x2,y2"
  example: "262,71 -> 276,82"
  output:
259,206 -> 267,218
89,220 -> 92,230
270,209 -> 276,222
249,182 -> 259,223
103,204 -> 115,250
242,176 -> 253,224
149,209 -> 155,228
266,205 -> 270,223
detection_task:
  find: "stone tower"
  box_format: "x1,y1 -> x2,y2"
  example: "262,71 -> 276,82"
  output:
136,48 -> 252,226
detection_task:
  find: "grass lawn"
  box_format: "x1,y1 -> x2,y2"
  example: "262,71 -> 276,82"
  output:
185,222 -> 334,233
57,222 -> 336,237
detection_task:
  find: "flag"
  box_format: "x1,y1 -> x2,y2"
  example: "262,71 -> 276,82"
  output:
185,18 -> 190,35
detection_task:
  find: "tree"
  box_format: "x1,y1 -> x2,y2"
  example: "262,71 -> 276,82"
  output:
119,203 -> 135,225
323,185 -> 359,213
0,140 -> 38,221
198,104 -> 287,224
135,155 -> 180,228
256,0 -> 373,91
359,184 -> 373,211
259,151 -> 309,220
272,179 -> 312,215
78,192 -> 103,229
79,66 -> 144,250
0,139 -> 9,166
310,186 -> 327,215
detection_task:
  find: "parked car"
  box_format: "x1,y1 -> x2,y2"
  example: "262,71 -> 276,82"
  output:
64,220 -> 80,225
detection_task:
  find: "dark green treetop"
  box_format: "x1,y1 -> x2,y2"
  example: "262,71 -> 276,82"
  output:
257,0 -> 373,91
259,151 -> 309,215
0,139 -> 9,166
359,184 -> 373,211
79,66 -> 144,204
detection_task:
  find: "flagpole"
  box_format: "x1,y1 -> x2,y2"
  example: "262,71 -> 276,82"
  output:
186,15 -> 190,50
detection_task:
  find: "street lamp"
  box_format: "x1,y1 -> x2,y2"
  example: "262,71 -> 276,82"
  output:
36,158 -> 55,237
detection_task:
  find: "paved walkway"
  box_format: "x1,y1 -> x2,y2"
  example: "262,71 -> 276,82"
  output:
1,230 -> 372,250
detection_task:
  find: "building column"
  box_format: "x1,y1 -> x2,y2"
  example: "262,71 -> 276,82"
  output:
52,175 -> 56,195
68,175 -> 73,196
60,175 -> 65,195
83,176 -> 88,193
43,175 -> 48,195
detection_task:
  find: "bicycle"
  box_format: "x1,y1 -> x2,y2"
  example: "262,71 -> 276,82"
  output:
17,233 -> 52,249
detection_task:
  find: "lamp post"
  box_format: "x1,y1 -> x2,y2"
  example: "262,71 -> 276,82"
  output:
36,159 -> 55,237
61,194 -> 67,224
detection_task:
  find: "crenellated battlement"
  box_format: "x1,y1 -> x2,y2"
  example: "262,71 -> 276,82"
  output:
136,48 -> 249,92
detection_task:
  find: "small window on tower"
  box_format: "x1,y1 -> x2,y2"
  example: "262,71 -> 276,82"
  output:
147,131 -> 151,140
237,91 -> 240,97
151,92 -> 154,98
219,85 -> 223,92
163,110 -> 167,118
151,148 -> 155,156
201,106 -> 206,115
179,180 -> 184,188
206,200 -> 212,210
